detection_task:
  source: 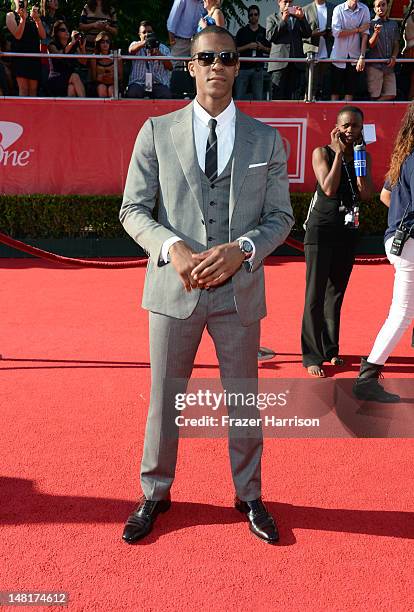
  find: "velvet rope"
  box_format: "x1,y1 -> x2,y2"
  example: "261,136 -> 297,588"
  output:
0,231 -> 388,267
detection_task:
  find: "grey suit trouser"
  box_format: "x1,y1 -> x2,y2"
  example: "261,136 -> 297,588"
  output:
140,281 -> 262,501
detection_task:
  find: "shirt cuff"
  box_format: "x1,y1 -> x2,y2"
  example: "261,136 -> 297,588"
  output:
238,236 -> 256,263
161,236 -> 182,263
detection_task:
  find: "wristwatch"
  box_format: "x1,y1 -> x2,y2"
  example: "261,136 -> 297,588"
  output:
238,238 -> 254,258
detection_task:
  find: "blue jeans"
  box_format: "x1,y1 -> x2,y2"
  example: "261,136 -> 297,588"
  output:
235,67 -> 264,100
126,82 -> 171,99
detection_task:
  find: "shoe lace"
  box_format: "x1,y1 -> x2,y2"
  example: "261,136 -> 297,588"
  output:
248,499 -> 269,519
138,498 -> 157,515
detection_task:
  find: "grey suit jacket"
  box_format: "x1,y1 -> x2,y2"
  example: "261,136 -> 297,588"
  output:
120,102 -> 294,326
302,1 -> 334,55
266,11 -> 312,72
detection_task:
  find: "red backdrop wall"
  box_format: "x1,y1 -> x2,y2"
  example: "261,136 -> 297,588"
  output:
0,100 -> 408,195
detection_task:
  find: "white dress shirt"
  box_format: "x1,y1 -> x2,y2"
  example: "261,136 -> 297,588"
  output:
193,96 -> 236,176
316,3 -> 328,59
162,98 -> 255,264
330,1 -> 371,69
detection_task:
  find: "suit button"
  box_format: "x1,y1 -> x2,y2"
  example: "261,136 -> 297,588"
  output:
210,201 -> 216,206
209,219 -> 215,224
201,219 -> 205,225
208,237 -> 214,242
210,184 -> 215,189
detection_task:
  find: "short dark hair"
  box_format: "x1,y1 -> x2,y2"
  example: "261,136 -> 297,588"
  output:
190,25 -> 236,56
139,20 -> 154,31
337,105 -> 364,122
248,4 -> 260,15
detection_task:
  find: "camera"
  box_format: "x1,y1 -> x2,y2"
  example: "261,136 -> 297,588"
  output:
287,6 -> 297,15
19,0 -> 25,9
145,33 -> 160,50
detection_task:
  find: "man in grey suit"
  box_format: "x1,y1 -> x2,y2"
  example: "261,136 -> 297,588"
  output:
303,0 -> 335,100
267,0 -> 312,99
120,25 -> 294,545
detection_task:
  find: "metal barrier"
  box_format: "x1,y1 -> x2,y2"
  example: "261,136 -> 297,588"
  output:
1,50 -> 413,101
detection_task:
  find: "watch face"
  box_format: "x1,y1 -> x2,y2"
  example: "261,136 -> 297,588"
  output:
241,240 -> 253,254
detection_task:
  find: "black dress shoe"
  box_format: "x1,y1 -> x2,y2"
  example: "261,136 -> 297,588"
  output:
122,495 -> 171,544
235,496 -> 279,543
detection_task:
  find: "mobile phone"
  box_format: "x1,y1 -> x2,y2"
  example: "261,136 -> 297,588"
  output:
288,6 -> 297,14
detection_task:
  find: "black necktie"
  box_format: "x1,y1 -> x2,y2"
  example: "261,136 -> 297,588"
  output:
205,118 -> 218,181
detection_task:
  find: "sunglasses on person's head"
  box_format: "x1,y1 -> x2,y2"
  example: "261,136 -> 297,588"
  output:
191,51 -> 239,66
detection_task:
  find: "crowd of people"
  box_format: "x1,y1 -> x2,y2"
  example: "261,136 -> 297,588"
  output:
2,0 -> 414,99
1,0 -> 120,96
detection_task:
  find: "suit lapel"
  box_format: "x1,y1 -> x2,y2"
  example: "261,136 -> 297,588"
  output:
230,109 -> 255,222
170,103 -> 203,213
310,3 -> 318,28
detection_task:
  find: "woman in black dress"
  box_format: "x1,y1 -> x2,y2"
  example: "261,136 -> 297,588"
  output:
6,0 -> 46,96
301,106 -> 374,377
48,21 -> 86,97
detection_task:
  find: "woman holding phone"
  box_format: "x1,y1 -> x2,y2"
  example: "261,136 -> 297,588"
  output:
6,0 -> 46,96
301,106 -> 374,377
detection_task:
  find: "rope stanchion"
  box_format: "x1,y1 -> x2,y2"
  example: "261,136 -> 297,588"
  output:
0,232 -> 147,268
0,231 -> 388,267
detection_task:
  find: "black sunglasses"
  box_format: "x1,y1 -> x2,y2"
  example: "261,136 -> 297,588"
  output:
57,27 -> 68,33
249,12 -> 259,16
191,51 -> 239,66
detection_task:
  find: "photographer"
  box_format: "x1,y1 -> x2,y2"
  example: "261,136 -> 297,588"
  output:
353,104 -> 414,402
47,21 -> 86,97
126,21 -> 172,99
301,106 -> 374,377
6,0 -> 46,96
266,0 -> 312,100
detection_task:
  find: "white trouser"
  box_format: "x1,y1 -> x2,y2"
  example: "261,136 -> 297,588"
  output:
368,236 -> 414,365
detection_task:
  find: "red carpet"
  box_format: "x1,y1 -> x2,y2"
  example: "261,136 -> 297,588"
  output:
0,257 -> 413,611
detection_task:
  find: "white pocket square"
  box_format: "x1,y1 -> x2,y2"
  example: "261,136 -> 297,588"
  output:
248,162 -> 267,168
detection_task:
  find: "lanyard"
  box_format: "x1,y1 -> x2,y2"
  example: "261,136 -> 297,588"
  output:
341,158 -> 359,207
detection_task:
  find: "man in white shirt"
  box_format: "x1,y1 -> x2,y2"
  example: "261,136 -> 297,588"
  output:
120,25 -> 294,545
330,0 -> 371,100
167,0 -> 204,68
303,0 -> 335,99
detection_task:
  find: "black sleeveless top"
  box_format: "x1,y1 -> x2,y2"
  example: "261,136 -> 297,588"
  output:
11,12 -> 40,53
305,145 -> 359,245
